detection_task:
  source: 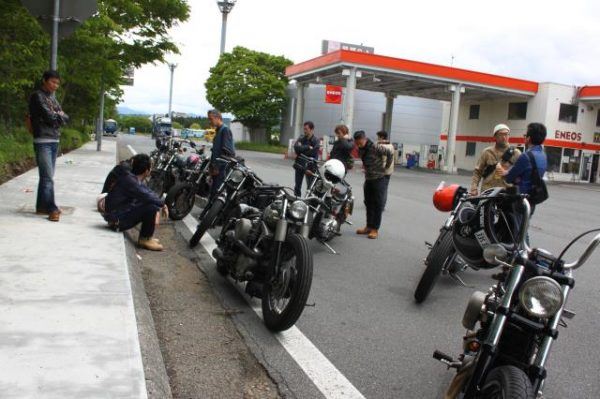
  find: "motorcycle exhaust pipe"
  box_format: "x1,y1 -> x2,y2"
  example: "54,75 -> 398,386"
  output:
232,239 -> 263,259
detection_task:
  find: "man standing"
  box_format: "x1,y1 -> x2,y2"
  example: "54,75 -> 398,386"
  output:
353,130 -> 393,239
376,130 -> 395,210
29,70 -> 69,222
293,121 -> 320,196
497,122 -> 547,213
330,124 -> 354,171
208,109 -> 235,198
470,124 -> 521,195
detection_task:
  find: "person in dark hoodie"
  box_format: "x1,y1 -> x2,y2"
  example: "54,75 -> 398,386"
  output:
29,70 -> 69,222
353,130 -> 393,239
293,121 -> 320,196
329,124 -> 354,172
102,153 -> 168,251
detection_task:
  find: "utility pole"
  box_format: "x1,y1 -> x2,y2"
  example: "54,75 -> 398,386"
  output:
168,63 -> 177,119
50,0 -> 60,70
217,0 -> 237,54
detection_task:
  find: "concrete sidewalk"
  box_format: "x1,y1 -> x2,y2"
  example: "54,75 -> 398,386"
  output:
0,142 -> 147,398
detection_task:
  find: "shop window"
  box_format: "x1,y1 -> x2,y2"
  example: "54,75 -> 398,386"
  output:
596,109 -> 600,127
469,104 -> 480,120
545,147 -> 562,173
561,148 -> 582,174
466,142 -> 476,156
508,102 -> 527,120
558,103 -> 578,123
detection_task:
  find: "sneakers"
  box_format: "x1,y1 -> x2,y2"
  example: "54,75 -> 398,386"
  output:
356,227 -> 372,235
138,237 -> 164,251
368,229 -> 378,239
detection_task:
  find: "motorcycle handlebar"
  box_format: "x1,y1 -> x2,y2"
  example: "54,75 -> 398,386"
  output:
563,232 -> 600,270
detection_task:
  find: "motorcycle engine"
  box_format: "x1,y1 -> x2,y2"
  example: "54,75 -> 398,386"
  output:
230,218 -> 258,279
317,217 -> 339,241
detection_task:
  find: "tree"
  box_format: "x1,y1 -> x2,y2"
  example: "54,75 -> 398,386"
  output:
205,47 -> 292,143
189,122 -> 201,129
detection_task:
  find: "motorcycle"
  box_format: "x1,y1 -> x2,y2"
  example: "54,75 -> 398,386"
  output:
212,185 -> 315,331
296,154 -> 354,254
189,156 -> 264,248
432,188 -> 600,398
414,182 -> 469,303
147,137 -> 188,196
164,142 -> 211,220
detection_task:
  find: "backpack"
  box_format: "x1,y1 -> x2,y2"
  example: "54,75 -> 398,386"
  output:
526,152 -> 548,205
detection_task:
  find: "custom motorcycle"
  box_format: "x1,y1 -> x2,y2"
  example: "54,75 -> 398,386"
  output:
164,142 -> 211,220
432,188 -> 600,398
189,156 -> 264,248
212,185 -> 314,331
414,182 -> 469,303
296,154 -> 354,254
147,137 -> 189,196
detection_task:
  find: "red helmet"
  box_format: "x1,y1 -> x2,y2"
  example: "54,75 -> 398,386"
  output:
433,183 -> 465,212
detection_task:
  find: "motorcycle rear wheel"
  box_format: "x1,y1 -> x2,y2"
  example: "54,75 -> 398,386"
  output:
480,366 -> 535,399
414,229 -> 455,303
189,199 -> 224,248
262,234 -> 313,332
147,171 -> 165,196
165,182 -> 196,221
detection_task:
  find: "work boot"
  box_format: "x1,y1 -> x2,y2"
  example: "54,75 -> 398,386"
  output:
356,227 -> 371,235
138,237 -> 164,251
368,229 -> 378,239
48,211 -> 60,222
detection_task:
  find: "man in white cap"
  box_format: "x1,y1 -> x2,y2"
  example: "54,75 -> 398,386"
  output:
470,123 -> 521,195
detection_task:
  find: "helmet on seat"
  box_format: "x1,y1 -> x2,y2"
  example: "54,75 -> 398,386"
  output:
323,159 -> 346,184
452,187 -> 522,269
433,183 -> 466,212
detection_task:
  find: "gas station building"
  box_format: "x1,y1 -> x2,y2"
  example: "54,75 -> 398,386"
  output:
283,50 -> 600,183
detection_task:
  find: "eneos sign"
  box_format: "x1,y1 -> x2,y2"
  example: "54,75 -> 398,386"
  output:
325,85 -> 343,104
555,130 -> 582,142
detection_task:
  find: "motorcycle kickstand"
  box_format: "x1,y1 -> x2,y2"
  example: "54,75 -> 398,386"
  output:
320,241 -> 339,255
344,220 -> 353,226
448,272 -> 473,288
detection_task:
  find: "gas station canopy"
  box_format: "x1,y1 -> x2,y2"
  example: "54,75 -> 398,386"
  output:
286,50 -> 538,101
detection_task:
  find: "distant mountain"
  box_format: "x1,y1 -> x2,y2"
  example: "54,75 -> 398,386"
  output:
117,106 -> 148,115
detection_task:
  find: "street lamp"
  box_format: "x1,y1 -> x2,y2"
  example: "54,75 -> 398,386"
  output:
217,0 -> 237,54
167,63 -> 177,119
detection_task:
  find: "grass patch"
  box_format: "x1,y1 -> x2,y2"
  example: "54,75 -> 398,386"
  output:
235,141 -> 287,154
0,127 -> 90,181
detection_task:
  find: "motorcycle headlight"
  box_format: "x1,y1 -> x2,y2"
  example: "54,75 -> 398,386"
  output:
288,200 -> 308,220
228,169 -> 245,185
263,200 -> 282,225
518,276 -> 563,319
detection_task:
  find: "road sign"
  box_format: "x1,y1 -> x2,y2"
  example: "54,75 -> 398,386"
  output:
21,0 -> 98,39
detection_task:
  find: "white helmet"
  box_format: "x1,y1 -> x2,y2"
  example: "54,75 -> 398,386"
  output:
323,159 -> 346,184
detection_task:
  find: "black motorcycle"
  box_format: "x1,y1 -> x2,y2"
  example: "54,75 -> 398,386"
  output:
147,137 -> 188,196
189,156 -> 263,248
433,189 -> 600,398
164,143 -> 211,220
212,186 -> 314,331
297,154 -> 354,254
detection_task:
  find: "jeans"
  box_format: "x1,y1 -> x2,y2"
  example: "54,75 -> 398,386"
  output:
210,164 -> 226,200
294,168 -> 316,197
364,177 -> 386,230
34,142 -> 59,213
111,203 -> 159,239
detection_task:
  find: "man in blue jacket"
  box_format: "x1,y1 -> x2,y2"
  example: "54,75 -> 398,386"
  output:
496,122 -> 547,214
293,121 -> 320,196
103,154 -> 168,251
208,109 -> 236,198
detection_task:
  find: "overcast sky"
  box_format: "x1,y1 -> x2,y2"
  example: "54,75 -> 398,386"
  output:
119,0 -> 600,115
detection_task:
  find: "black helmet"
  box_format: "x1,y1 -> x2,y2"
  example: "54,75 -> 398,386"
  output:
452,187 -> 523,269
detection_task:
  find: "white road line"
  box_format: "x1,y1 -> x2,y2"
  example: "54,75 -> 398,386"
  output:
127,144 -> 137,155
182,215 -> 365,399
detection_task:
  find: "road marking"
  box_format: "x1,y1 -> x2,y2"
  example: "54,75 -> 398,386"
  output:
182,215 -> 365,399
127,144 -> 137,155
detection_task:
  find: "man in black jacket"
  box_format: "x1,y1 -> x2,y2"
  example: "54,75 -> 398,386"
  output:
29,70 -> 69,222
103,154 -> 168,251
329,124 -> 354,171
293,121 -> 320,196
208,109 -> 236,198
354,130 -> 393,239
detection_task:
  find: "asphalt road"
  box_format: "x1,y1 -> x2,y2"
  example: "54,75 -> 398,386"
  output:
121,134 -> 600,399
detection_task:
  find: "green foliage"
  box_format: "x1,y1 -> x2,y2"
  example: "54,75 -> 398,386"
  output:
60,128 -> 91,151
189,122 -> 201,129
172,116 -> 209,129
172,121 -> 183,129
118,115 -> 153,133
205,47 -> 292,140
235,141 -> 287,154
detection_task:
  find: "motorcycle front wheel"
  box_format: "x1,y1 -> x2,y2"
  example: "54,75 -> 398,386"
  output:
262,234 -> 313,332
414,228 -> 455,304
189,199 -> 224,248
480,366 -> 535,399
165,182 -> 196,221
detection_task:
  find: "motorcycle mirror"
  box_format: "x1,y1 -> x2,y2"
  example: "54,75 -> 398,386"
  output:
483,244 -> 508,265
189,141 -> 196,148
